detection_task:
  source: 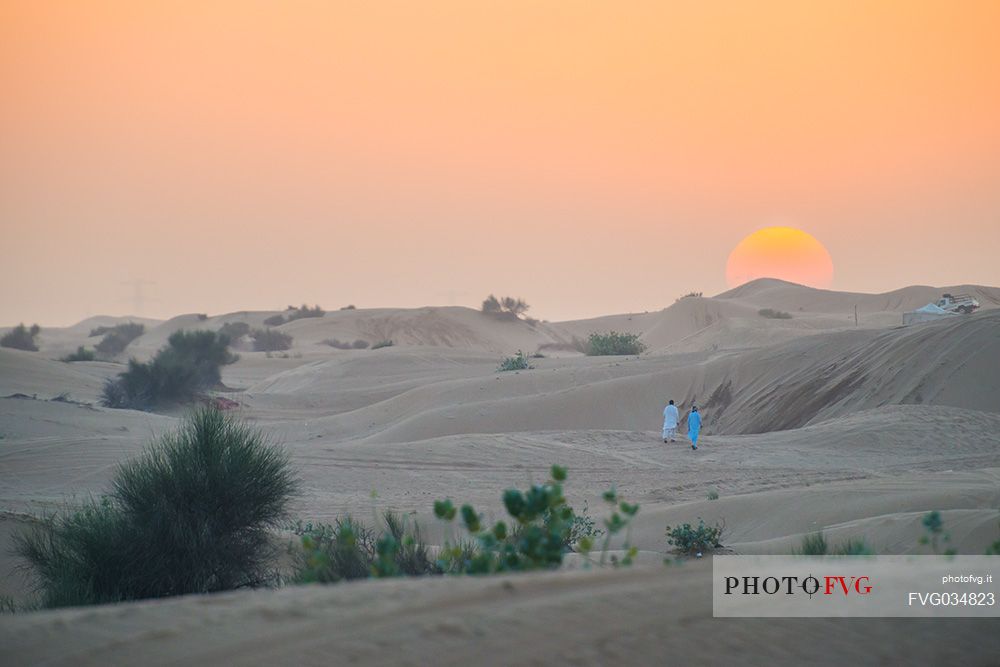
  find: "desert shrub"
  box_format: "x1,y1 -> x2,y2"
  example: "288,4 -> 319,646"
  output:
322,338 -> 352,350
94,322 -> 145,357
219,321 -> 250,341
88,326 -> 111,337
919,511 -> 956,555
101,330 -> 237,409
372,340 -> 394,350
14,408 -> 297,607
1,323 -> 40,351
340,304 -> 356,310
352,339 -> 369,349
196,313 -> 208,321
293,512 -> 436,583
434,466 -> 639,573
676,292 -> 703,301
61,346 -> 96,362
707,489 -> 719,501
797,532 -> 828,555
497,350 -> 532,372
285,304 -> 325,322
758,308 -> 792,319
665,519 -> 724,554
263,314 -> 286,326
834,538 -> 874,555
481,294 -> 530,320
251,328 -> 293,352
585,331 -> 646,356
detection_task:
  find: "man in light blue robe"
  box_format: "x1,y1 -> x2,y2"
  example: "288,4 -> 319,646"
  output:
688,406 -> 702,450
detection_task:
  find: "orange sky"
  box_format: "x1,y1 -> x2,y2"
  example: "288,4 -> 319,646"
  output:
2,0 -> 999,324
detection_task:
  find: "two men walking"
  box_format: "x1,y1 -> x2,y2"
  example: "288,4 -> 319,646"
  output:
662,399 -> 702,450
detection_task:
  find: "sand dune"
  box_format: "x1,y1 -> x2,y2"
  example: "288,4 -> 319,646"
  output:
2,283 -> 999,665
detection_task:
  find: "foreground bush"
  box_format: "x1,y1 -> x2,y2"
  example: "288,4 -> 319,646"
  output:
665,519 -> 724,554
497,350 -> 532,372
434,466 -> 639,573
1,323 -> 40,351
102,330 -> 237,409
94,322 -> 145,357
585,331 -> 646,356
294,512 -> 436,583
61,346 -> 96,362
15,408 -> 297,607
251,328 -> 293,352
758,308 -> 792,319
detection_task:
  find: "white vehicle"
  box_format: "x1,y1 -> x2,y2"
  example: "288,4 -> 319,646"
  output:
935,293 -> 980,314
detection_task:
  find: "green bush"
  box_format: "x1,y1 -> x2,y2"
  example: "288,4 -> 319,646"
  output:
251,328 -> 293,352
797,532 -> 828,555
758,308 -> 792,319
293,512 -> 436,583
95,322 -> 145,357
707,489 -> 719,501
219,321 -> 250,341
372,340 -> 394,350
665,519 -> 724,554
497,350 -> 532,372
834,538 -> 874,555
434,466 -> 639,573
585,331 -> 646,356
263,314 -> 286,326
1,323 -> 40,351
61,346 -> 96,362
101,330 -> 237,409
15,408 -> 297,607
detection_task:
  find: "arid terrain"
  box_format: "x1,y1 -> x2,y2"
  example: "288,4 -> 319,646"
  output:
2,279 -> 999,665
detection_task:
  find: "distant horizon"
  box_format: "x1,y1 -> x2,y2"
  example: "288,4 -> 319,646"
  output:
8,276 -> 999,329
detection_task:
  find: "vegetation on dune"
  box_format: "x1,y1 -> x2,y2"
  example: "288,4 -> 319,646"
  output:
101,330 -> 237,409
322,338 -> 369,350
585,331 -> 646,356
61,346 -> 96,362
676,291 -> 703,301
481,294 -> 530,321
371,339 -> 394,350
796,531 -> 829,555
14,408 -> 297,608
263,304 -> 325,327
497,350 -> 532,372
94,322 -> 145,357
219,321 -> 250,342
758,308 -> 792,319
1,323 -> 41,351
665,519 -> 724,555
251,328 -> 293,352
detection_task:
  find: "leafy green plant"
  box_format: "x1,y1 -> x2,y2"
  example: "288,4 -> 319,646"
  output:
585,331 -> 646,356
102,330 -> 238,409
707,489 -> 719,501
758,308 -> 792,319
372,340 -> 394,350
15,408 -> 297,607
434,465 -> 638,573
665,518 -> 724,554
251,328 -> 293,352
497,350 -> 532,372
61,346 -> 96,362
1,323 -> 40,351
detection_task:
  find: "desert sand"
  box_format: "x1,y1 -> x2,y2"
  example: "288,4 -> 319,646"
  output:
1,279 -> 999,665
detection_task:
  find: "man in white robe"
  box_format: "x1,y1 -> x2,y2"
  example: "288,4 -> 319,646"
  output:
662,399 -> 679,442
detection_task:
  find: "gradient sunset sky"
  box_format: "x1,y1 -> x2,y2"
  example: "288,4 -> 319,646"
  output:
2,1 -> 999,324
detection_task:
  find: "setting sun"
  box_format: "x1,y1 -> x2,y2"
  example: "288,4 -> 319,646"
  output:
725,227 -> 834,289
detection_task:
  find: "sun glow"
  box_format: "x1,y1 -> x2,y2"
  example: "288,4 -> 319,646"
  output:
726,227 -> 834,289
